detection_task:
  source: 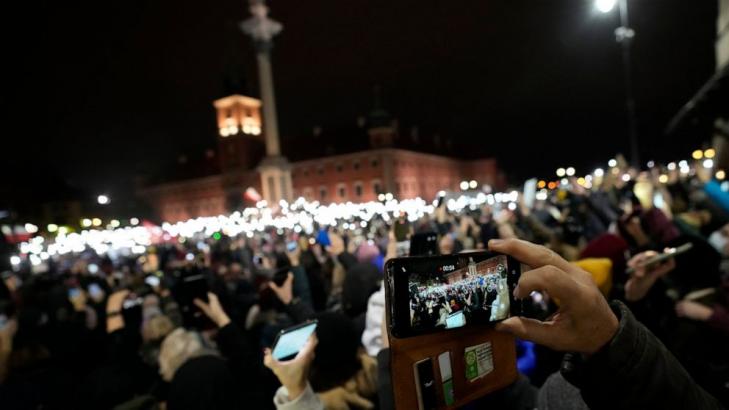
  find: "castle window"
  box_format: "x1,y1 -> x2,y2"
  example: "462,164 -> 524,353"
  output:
338,183 -> 347,198
336,163 -> 343,173
319,186 -> 327,199
354,182 -> 363,197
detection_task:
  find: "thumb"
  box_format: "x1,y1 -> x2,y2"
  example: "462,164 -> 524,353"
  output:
495,316 -> 555,347
268,281 -> 281,292
285,272 -> 294,286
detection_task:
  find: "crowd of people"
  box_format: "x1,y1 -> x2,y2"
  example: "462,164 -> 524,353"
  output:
2,155 -> 729,409
409,266 -> 508,330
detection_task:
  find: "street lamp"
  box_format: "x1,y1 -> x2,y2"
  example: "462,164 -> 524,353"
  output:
97,194 -> 110,205
596,0 -> 639,167
595,0 -> 616,13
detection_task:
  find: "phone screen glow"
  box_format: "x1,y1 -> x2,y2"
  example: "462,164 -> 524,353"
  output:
272,322 -> 317,360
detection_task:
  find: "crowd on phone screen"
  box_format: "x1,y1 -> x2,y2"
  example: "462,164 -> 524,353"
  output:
2,160 -> 729,410
409,267 -> 509,329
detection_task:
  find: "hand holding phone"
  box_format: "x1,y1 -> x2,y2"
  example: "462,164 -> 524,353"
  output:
264,327 -> 318,401
193,292 -> 231,328
625,243 -> 691,275
488,238 -> 619,355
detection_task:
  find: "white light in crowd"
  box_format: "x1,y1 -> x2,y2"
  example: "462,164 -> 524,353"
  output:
185,253 -> 194,261
460,181 -> 469,190
716,170 -> 726,180
469,180 -> 478,189
47,224 -> 58,233
40,252 -> 49,261
97,195 -> 110,205
24,223 -> 38,234
667,162 -> 676,170
621,174 -> 631,182
536,190 -> 548,201
703,159 -> 714,169
92,218 -> 102,227
10,256 -> 21,265
343,222 -> 350,229
81,218 -> 92,228
507,202 -> 517,211
130,218 -> 139,226
594,168 -> 604,177
360,221 -> 367,228
556,168 -> 566,177
437,190 -> 446,197
659,174 -> 669,184
647,161 -> 655,168
58,227 -> 69,235
608,159 -> 617,167
377,193 -> 386,201
560,178 -> 568,185
30,254 -> 41,266
385,193 -> 394,201
679,160 -> 688,168
110,219 -> 120,228
88,263 -> 99,274
595,0 -> 617,13
566,167 -> 575,176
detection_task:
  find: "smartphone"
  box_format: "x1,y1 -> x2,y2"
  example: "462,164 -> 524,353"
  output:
88,283 -> 104,299
386,251 -> 522,338
175,270 -> 212,328
409,232 -> 438,257
626,243 -> 693,274
68,288 -> 82,299
286,241 -> 297,253
271,320 -> 318,361
145,275 -> 161,288
253,253 -> 264,268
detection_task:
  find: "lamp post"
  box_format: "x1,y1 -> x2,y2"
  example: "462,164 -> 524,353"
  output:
596,0 -> 639,167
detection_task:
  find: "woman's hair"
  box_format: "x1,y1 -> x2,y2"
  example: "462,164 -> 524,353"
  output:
158,327 -> 216,382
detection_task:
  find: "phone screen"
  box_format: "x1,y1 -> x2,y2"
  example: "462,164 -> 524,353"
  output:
286,241 -> 297,252
68,288 -> 82,299
272,321 -> 318,361
145,275 -> 161,288
386,252 -> 522,338
88,283 -> 103,299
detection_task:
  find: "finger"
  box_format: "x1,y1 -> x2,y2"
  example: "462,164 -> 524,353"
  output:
206,292 -> 217,303
488,239 -> 573,274
284,272 -> 294,286
513,265 -> 576,302
268,281 -> 281,291
263,348 -> 275,369
343,391 -> 374,409
295,333 -> 318,360
193,298 -> 209,312
495,316 -> 558,348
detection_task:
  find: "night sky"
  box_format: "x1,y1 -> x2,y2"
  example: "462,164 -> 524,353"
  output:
3,0 -> 718,209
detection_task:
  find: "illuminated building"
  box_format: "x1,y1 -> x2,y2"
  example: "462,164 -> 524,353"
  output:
139,0 -> 504,223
